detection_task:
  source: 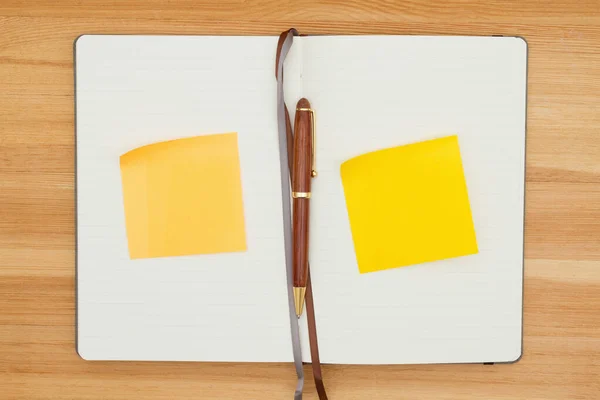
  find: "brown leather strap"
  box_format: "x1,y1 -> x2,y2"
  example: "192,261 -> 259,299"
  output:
276,28 -> 298,80
305,270 -> 328,400
281,58 -> 328,399
276,30 -> 304,400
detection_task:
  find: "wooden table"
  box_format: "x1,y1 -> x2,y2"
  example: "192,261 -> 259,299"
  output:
1,1 -> 598,399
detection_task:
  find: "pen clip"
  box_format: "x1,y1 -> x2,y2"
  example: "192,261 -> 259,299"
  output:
297,107 -> 317,177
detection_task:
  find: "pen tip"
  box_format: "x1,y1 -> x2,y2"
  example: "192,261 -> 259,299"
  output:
293,287 -> 306,317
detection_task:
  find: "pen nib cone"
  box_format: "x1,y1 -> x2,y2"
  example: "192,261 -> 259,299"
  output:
293,287 -> 306,317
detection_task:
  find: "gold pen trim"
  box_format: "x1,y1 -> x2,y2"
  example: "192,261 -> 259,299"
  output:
293,287 -> 306,317
296,107 -> 317,177
292,191 -> 311,199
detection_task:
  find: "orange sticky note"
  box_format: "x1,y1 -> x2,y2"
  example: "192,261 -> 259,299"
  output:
341,135 -> 478,273
120,132 -> 247,259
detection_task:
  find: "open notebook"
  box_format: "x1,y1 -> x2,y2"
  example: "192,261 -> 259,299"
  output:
75,34 -> 527,364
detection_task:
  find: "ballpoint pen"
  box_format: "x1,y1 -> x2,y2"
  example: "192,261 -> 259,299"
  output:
292,98 -> 317,317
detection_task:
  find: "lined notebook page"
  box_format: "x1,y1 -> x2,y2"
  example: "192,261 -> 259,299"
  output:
300,36 -> 527,364
76,35 -> 302,362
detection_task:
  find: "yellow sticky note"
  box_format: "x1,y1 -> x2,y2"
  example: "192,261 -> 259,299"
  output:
120,132 -> 246,259
340,135 -> 478,273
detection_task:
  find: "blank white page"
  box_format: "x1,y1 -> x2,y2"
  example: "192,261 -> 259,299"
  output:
299,36 -> 527,364
76,35 -> 303,362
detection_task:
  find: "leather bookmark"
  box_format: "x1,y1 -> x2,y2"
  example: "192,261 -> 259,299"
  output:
276,29 -> 329,400
275,28 -> 305,400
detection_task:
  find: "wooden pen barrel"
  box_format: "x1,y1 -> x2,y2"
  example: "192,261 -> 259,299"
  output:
292,98 -> 313,288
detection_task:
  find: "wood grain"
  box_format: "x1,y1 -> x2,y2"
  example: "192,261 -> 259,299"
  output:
0,0 -> 599,398
293,98 -> 313,288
